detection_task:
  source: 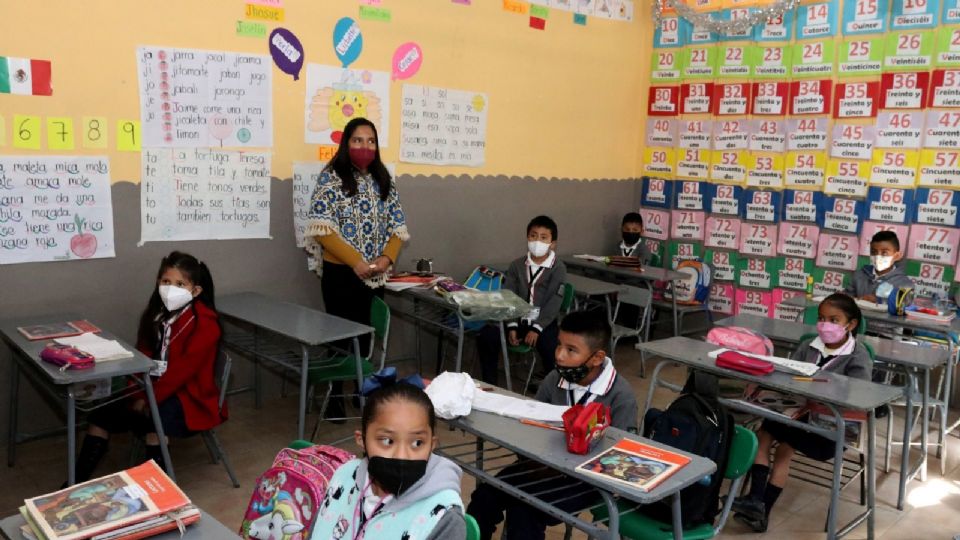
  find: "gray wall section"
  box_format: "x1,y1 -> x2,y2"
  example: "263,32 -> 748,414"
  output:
0,175 -> 641,442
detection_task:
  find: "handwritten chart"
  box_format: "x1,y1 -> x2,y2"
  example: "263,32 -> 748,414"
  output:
0,156 -> 115,265
399,84 -> 488,167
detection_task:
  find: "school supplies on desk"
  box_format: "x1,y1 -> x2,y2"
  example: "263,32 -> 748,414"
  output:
562,402 -> 610,455
54,334 -> 132,362
854,299 -> 888,313
472,390 -> 568,422
39,344 -> 95,371
576,439 -> 690,492
707,348 -> 819,377
17,321 -> 101,341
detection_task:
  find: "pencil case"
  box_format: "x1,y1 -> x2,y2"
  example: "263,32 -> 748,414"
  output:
715,350 -> 773,376
40,343 -> 96,371
563,401 -> 610,455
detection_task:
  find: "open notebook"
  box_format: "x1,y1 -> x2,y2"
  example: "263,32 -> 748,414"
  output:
55,334 -> 133,362
707,348 -> 819,377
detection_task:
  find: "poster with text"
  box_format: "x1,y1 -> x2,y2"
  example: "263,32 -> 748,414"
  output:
399,84 -> 488,167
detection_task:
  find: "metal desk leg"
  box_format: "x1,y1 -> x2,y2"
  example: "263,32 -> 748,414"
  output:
298,344 -> 310,441
354,337 -> 366,410
67,388 -> 76,486
455,318 -> 465,374
897,370 -> 917,510
867,409 -> 877,540
671,491 -> 683,540
826,415 -> 846,540
922,367 -> 930,480
499,321 -> 512,392
938,342 -> 954,475
671,281 -> 679,336
414,297 -> 423,374
253,328 -> 262,409
142,376 -> 175,482
7,358 -> 19,467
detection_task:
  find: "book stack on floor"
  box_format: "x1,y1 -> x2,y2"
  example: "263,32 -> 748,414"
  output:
18,461 -> 199,540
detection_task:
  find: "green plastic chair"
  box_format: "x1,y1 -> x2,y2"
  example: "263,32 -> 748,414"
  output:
307,297 -> 391,437
288,439 -> 314,450
464,513 -> 480,540
508,282 -> 575,395
591,426 -> 758,540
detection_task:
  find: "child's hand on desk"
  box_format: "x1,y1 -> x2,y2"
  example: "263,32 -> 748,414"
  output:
523,330 -> 539,347
353,260 -> 375,279
508,329 -> 520,346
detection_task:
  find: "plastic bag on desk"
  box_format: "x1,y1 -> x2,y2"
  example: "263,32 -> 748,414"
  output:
425,371 -> 476,419
445,289 -> 532,321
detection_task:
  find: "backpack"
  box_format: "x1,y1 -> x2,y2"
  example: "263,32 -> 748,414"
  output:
706,326 -> 774,356
664,260 -> 711,305
464,265 -> 504,292
240,445 -> 354,540
641,372 -> 733,528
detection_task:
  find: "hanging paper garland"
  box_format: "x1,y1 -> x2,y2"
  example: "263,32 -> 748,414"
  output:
652,0 -> 801,37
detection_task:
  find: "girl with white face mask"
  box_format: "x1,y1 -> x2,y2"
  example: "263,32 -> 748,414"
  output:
69,251 -> 225,486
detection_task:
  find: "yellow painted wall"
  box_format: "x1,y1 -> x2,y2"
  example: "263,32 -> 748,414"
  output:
0,0 -> 653,181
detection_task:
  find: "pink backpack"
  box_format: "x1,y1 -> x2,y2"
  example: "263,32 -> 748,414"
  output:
240,445 -> 354,540
706,326 -> 774,356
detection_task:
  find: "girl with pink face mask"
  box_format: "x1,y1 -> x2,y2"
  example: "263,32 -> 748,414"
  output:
732,293 -> 871,533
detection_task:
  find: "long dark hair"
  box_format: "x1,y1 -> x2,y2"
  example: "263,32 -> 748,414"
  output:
360,383 -> 436,439
137,251 -> 219,355
323,117 -> 392,201
822,293 -> 863,335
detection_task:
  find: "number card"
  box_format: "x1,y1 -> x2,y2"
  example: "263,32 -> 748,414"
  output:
838,38 -> 885,76
792,40 -> 836,78
706,248 -> 740,281
879,71 -> 930,109
679,119 -> 713,149
681,46 -> 719,79
667,240 -> 704,269
812,267 -> 851,296
918,149 -> 960,188
787,117 -> 829,151
825,160 -> 870,197
654,15 -> 683,47
81,116 -> 108,149
778,256 -> 816,289
719,44 -> 757,78
742,189 -> 783,222
737,256 -> 783,289
707,183 -> 743,215
642,177 -> 674,208
890,0 -> 938,30
782,189 -> 824,222
946,0 -> 960,25
680,18 -> 719,45
790,79 -> 833,115
752,81 -> 789,115
884,31 -> 935,71
785,151 -> 827,189
773,288 -> 807,320
648,86 -> 680,116
842,0 -> 889,35
740,222 -> 778,256
13,115 -> 41,150
640,207 -> 671,239
834,81 -> 880,118
905,260 -> 955,297
820,195 -> 867,233
867,186 -> 915,222
832,124 -> 877,160
816,232 -> 860,270
736,288 -> 774,317
750,119 -> 786,152
677,148 -> 711,179
681,82 -> 715,114
676,180 -> 708,210
797,0 -> 838,39
705,216 -> 742,249
755,10 -> 793,41
907,224 -> 960,265
709,282 -> 737,314
754,43 -> 793,78
651,49 -> 682,81
671,210 -> 706,240
643,148 -> 677,178
645,238 -> 666,268
647,118 -> 678,147
720,8 -> 755,40
934,27 -> 960,67
924,110 -> 960,148
45,117 -> 74,151
714,83 -> 752,115
116,120 -> 141,152
747,153 -> 786,189
778,222 -> 821,259
930,69 -> 960,107
710,150 -> 747,184
859,222 -> 911,256
913,187 -> 960,226
713,118 -> 750,150
876,111 -> 925,148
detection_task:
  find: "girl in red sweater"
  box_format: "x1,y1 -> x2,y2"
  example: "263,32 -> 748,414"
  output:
73,251 -> 224,482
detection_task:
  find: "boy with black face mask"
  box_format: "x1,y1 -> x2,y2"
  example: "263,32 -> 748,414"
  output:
467,311 -> 638,540
618,212 -> 651,264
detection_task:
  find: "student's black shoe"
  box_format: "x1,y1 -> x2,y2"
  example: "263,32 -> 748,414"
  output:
325,397 -> 347,424
730,496 -> 765,521
734,512 -> 769,533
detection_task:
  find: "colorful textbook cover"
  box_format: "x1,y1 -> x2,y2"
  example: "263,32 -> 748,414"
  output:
17,321 -> 101,341
576,439 -> 691,492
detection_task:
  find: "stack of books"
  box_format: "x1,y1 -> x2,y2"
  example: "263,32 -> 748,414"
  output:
18,461 -> 199,540
905,308 -> 957,325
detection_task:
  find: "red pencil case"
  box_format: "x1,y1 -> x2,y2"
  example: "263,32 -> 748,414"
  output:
562,401 -> 611,455
716,350 -> 774,376
40,343 -> 95,370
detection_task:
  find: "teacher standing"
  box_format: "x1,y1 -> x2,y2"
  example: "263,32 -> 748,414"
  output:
305,117 -> 408,421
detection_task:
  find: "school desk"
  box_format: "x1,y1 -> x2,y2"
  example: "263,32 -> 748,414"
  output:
217,291 -> 373,440
0,509 -> 235,540
564,273 -> 619,318
437,387 -> 716,540
0,314 -> 174,487
638,336 -> 904,540
716,312 -> 949,506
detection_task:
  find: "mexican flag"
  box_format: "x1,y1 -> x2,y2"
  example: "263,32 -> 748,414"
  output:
0,57 -> 52,96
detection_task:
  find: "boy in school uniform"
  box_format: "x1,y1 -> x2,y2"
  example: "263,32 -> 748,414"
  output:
617,212 -> 652,264
467,311 -> 639,540
844,230 -> 914,302
476,215 -> 567,385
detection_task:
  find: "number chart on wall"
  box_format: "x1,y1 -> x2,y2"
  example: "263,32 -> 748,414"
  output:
645,0 -> 960,317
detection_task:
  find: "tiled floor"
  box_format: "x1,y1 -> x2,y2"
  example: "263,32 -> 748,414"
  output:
4,343 -> 960,539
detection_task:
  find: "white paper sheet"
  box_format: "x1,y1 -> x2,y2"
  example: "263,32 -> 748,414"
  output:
472,391 -> 569,422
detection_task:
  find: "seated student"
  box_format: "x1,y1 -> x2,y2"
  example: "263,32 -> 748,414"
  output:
71,252 -> 223,483
617,211 -> 652,265
732,293 -> 872,533
476,215 -> 567,385
468,311 -> 638,540
844,230 -> 914,302
312,380 -> 466,540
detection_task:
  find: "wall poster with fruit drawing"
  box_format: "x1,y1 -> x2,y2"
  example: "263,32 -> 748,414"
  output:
0,156 -> 115,265
304,64 -> 391,147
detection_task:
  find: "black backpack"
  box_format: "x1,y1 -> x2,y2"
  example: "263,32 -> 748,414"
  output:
641,372 -> 734,528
